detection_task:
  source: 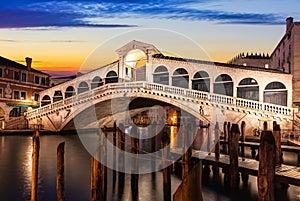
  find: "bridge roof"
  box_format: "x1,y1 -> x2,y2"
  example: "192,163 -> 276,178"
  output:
152,54 -> 289,74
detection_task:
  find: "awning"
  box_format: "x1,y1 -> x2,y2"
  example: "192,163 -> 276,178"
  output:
7,103 -> 39,109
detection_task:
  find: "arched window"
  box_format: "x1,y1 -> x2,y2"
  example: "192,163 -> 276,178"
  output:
9,108 -> 20,117
105,71 -> 118,84
91,76 -> 103,89
264,82 -> 287,106
192,71 -> 210,92
78,81 -> 89,94
65,86 -> 76,98
172,68 -> 189,88
41,95 -> 51,106
153,66 -> 169,85
53,90 -> 63,102
237,78 -> 259,101
213,74 -> 233,96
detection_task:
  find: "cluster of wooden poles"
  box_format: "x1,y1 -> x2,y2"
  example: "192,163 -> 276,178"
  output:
30,120 -> 285,201
29,122 -> 178,201
205,121 -> 284,201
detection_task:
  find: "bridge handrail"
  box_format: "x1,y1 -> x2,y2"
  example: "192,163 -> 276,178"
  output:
25,81 -> 294,118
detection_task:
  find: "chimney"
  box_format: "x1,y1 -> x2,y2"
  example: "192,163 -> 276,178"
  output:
286,17 -> 294,32
25,57 -> 32,71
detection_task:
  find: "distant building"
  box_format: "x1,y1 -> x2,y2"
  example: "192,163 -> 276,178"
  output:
229,17 -> 300,107
228,52 -> 270,68
0,56 -> 50,126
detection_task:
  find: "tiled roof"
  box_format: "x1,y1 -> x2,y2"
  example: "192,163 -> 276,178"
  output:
152,54 -> 288,74
0,56 -> 49,76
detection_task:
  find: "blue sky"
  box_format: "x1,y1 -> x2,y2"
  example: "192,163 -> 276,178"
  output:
1,0 -> 299,76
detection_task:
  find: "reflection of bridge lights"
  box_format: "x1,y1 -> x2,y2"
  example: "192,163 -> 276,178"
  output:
170,126 -> 177,149
168,109 -> 177,125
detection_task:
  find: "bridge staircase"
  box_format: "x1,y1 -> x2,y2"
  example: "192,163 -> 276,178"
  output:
293,112 -> 300,130
5,116 -> 27,130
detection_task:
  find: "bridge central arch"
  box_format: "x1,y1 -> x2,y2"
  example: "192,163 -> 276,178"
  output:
59,89 -> 216,132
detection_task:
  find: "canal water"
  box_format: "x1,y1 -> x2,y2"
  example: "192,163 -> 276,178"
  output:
0,131 -> 299,201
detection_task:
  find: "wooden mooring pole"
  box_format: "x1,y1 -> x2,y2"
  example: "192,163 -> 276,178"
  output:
182,121 -> 189,177
223,122 -> 227,154
100,127 -> 108,201
91,129 -> 101,201
130,126 -> 139,199
31,130 -> 40,201
91,156 -> 100,201
118,123 -> 125,191
229,124 -> 239,192
214,122 -> 220,160
56,142 -> 65,201
258,130 -> 275,201
273,125 -> 283,165
240,121 -> 246,159
162,131 -> 171,201
227,122 -> 231,155
113,121 -> 117,189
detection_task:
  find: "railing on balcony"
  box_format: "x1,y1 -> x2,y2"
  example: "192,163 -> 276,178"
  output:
25,81 -> 294,118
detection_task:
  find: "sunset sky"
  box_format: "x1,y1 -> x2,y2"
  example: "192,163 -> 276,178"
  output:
1,0 -> 300,77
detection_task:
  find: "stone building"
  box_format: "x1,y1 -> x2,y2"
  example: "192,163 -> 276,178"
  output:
0,56 -> 50,127
228,53 -> 270,68
269,17 -> 300,106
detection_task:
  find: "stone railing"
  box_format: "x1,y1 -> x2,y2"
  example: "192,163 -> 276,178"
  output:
25,81 -> 293,119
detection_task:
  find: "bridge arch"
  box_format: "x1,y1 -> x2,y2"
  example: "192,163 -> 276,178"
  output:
192,70 -> 210,92
91,76 -> 103,89
237,78 -> 259,101
60,90 -> 213,131
105,71 -> 118,84
41,95 -> 51,106
53,90 -> 63,102
172,68 -> 189,88
264,81 -> 287,106
213,74 -> 233,96
78,81 -> 89,94
65,86 -> 76,98
153,65 -> 169,85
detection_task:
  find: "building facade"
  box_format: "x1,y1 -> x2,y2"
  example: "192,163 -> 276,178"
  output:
230,17 -> 300,107
0,56 -> 50,125
269,17 -> 300,106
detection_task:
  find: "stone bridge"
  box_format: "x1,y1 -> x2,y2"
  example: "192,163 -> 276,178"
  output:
26,81 -> 293,132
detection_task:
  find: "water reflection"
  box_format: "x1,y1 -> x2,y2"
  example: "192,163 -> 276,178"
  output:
0,131 -> 299,201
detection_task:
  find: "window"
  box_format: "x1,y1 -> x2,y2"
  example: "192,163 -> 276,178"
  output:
14,71 -> 19,80
192,71 -> 210,92
213,74 -> 233,96
21,73 -> 27,82
172,68 -> 189,88
20,91 -> 26,100
153,66 -> 169,85
0,88 -> 2,98
13,90 -> 19,99
0,68 -> 2,77
34,93 -> 39,101
41,77 -> 46,85
34,76 -> 40,84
